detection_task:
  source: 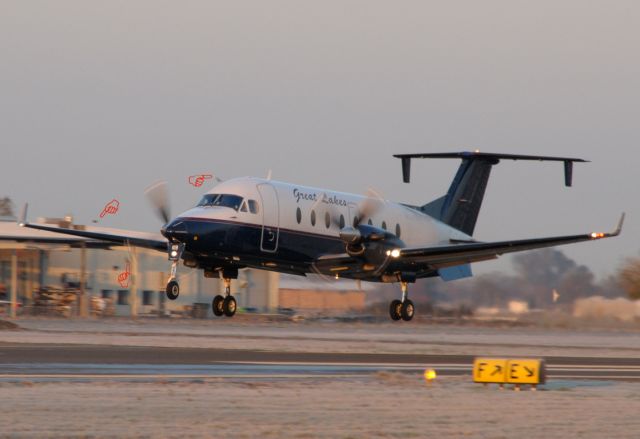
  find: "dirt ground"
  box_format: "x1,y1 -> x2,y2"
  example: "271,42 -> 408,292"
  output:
2,376 -> 640,438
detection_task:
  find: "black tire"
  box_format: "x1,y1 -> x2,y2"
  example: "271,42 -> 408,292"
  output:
223,296 -> 237,317
389,299 -> 402,321
401,299 -> 415,321
166,281 -> 179,300
212,295 -> 225,317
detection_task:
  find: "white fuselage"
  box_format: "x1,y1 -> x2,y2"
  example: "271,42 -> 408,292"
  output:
176,177 -> 471,255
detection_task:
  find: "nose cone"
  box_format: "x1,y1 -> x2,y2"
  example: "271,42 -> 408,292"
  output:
161,219 -> 189,242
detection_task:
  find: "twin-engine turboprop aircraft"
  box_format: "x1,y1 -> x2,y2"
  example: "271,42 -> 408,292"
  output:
20,152 -> 623,321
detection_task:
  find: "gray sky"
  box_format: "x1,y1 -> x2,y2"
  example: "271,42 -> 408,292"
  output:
1,1 -> 638,279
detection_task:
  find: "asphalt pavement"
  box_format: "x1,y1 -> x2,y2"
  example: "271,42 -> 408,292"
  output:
1,342 -> 639,382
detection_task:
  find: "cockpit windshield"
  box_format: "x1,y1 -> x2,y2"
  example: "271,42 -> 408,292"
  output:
196,194 -> 244,211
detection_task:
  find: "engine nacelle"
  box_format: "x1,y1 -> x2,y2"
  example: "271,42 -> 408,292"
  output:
341,224 -> 404,260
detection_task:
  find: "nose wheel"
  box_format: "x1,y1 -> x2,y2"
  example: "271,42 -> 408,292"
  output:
166,280 -> 180,300
165,243 -> 183,301
212,278 -> 237,318
389,282 -> 414,321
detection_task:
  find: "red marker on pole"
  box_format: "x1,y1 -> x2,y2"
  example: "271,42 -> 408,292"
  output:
99,199 -> 120,218
117,262 -> 130,288
188,175 -> 213,188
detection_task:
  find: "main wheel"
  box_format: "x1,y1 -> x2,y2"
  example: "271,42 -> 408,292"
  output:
212,295 -> 225,317
401,299 -> 415,321
166,280 -> 179,300
389,299 -> 402,321
223,296 -> 237,317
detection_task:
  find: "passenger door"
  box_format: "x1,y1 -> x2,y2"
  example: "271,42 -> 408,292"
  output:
257,183 -> 280,252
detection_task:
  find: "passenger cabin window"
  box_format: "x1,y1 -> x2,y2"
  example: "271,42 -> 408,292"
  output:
197,194 -> 243,211
395,223 -> 401,238
381,221 -> 387,230
296,207 -> 302,224
339,215 -> 345,229
311,210 -> 317,226
248,199 -> 259,214
325,212 -> 330,229
367,218 -> 373,226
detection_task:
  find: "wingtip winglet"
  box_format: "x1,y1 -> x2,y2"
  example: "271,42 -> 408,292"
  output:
589,213 -> 625,239
18,203 -> 28,227
613,212 -> 625,236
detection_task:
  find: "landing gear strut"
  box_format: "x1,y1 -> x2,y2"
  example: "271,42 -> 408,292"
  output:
212,277 -> 237,318
389,281 -> 414,322
165,243 -> 184,301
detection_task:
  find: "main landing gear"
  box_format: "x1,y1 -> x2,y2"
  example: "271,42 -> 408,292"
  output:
212,277 -> 237,318
389,281 -> 414,322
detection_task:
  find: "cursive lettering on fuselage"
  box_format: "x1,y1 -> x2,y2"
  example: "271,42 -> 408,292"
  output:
293,188 -> 348,207
293,188 -> 317,203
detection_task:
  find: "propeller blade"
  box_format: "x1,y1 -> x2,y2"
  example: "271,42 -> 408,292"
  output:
315,188 -> 386,233
354,188 -> 385,226
144,180 -> 171,225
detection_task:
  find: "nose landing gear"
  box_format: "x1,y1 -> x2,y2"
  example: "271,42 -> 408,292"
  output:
212,277 -> 237,318
389,281 -> 414,322
165,243 -> 184,301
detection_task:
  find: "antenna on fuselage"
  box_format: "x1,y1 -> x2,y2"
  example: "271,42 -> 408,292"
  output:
266,169 -> 272,180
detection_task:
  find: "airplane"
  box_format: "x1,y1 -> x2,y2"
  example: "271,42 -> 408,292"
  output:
19,152 -> 624,321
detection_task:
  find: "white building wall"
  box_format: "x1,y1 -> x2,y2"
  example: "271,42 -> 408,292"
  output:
45,246 -> 276,315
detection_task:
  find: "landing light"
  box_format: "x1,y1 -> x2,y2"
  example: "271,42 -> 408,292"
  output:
170,250 -> 178,258
390,249 -> 401,258
424,368 -> 437,383
590,232 -> 605,239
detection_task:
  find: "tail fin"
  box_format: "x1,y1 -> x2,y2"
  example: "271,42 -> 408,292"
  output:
394,151 -> 587,236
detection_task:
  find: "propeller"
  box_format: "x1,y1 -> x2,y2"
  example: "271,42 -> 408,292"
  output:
144,181 -> 171,225
337,188 -> 386,247
338,189 -> 404,276
312,188 -> 386,233
354,188 -> 385,227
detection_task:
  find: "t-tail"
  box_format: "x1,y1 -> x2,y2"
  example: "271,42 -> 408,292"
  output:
394,151 -> 588,236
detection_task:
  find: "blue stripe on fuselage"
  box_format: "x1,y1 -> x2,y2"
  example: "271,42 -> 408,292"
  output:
180,217 -> 344,269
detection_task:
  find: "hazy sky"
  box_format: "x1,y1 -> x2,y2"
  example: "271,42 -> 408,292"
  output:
1,1 -> 639,279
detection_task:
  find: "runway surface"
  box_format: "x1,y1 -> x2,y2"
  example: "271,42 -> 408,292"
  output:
1,342 -> 640,382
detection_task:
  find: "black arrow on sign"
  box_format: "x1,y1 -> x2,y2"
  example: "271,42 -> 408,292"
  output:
524,366 -> 535,377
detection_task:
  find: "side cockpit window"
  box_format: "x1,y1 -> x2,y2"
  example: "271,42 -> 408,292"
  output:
248,199 -> 259,214
197,194 -> 244,211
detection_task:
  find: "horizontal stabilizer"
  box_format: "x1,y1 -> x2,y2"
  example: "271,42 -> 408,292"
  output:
394,151 -> 588,186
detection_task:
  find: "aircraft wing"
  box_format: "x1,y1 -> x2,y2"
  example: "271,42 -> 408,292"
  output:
21,222 -> 167,251
313,214 -> 624,279
17,204 -> 166,251
401,225 -> 621,266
